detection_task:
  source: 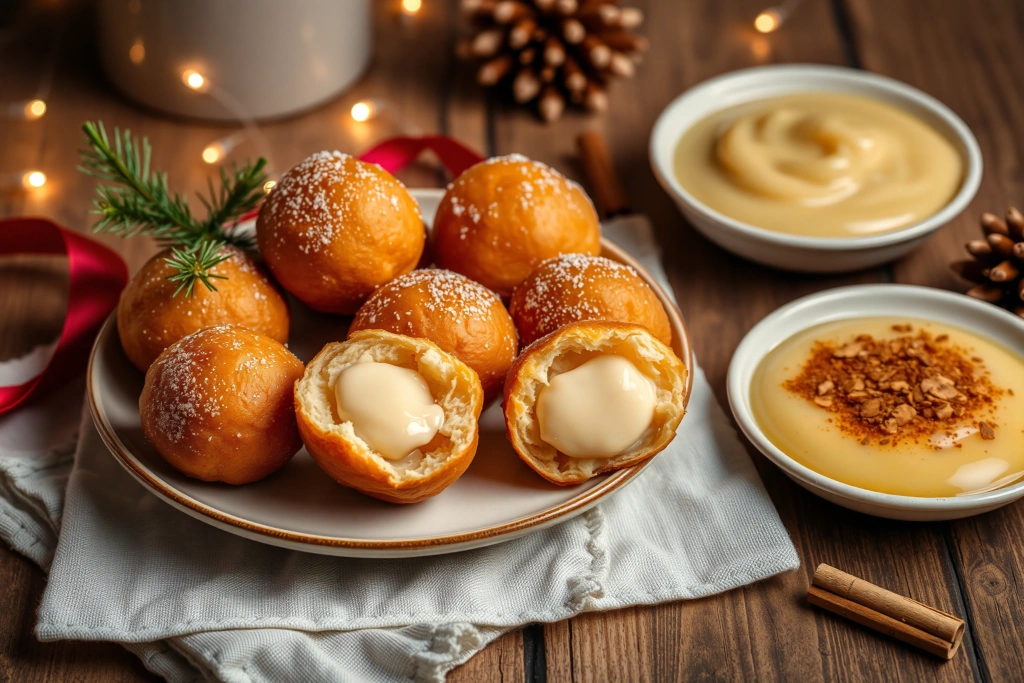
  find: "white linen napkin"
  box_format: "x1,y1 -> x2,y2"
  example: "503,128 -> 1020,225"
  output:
0,221 -> 798,682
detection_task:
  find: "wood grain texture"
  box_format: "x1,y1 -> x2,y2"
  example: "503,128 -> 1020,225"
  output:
845,0 -> 1024,680
1,0 -> 1021,680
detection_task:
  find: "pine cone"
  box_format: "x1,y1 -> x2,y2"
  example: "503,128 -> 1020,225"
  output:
457,0 -> 648,123
951,207 -> 1024,318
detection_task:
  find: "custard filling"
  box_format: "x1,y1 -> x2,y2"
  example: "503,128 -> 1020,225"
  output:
334,361 -> 445,460
673,93 -> 963,238
537,355 -> 656,458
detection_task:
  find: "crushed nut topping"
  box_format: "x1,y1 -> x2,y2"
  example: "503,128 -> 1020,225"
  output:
783,324 -> 1003,446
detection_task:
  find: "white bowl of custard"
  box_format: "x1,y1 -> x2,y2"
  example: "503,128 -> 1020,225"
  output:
650,65 -> 982,273
728,285 -> 1024,521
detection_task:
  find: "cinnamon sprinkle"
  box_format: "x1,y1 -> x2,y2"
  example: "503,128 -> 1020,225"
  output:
783,324 -> 1003,446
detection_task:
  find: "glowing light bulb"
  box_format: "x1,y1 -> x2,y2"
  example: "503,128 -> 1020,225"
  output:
23,99 -> 47,120
183,69 -> 206,90
202,142 -> 225,164
351,100 -> 377,122
263,179 -> 278,193
199,131 -> 246,166
130,39 -> 145,64
754,8 -> 782,33
402,0 -> 422,13
23,171 -> 46,189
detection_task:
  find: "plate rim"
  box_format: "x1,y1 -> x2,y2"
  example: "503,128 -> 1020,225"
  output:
87,198 -> 694,556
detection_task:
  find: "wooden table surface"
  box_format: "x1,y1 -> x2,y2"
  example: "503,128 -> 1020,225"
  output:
2,0 -> 1022,681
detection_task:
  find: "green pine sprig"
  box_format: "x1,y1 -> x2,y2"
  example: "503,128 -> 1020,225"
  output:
78,121 -> 268,296
164,240 -> 230,297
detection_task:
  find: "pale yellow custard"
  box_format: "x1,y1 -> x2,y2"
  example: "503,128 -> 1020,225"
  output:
334,361 -> 444,461
752,318 -> 1024,497
537,355 -> 657,458
673,93 -> 963,237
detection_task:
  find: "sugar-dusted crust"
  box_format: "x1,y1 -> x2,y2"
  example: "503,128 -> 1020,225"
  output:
349,269 -> 518,404
139,325 -> 304,484
509,253 -> 672,347
294,329 -> 484,504
256,151 -> 424,314
118,246 -> 289,371
503,321 -> 687,485
431,154 -> 601,298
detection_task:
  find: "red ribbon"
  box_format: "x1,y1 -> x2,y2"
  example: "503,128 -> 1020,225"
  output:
0,136 -> 482,415
358,135 -> 484,177
0,218 -> 127,415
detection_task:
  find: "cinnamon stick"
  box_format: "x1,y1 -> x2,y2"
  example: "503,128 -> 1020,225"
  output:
577,130 -> 629,217
807,564 -> 965,660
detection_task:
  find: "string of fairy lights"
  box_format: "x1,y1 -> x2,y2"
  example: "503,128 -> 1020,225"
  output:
2,0 -> 802,195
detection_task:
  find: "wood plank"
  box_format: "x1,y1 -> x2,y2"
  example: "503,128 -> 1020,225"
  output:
844,0 -> 1024,680
480,0 -> 975,679
449,630 -> 526,683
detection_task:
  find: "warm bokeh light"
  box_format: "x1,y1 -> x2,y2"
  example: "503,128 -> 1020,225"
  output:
263,179 -> 278,193
183,69 -> 206,90
754,9 -> 781,33
23,171 -> 47,188
130,39 -> 145,64
202,142 -> 225,164
23,99 -> 47,120
402,0 -> 422,13
351,100 -> 376,122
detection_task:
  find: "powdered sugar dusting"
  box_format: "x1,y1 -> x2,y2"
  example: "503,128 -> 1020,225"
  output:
357,269 -> 497,324
512,254 -> 639,337
442,155 -> 590,240
261,150 -> 420,254
354,269 -> 518,355
146,326 -> 278,449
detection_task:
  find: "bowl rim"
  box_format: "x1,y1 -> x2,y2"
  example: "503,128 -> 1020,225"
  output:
726,283 -> 1024,512
649,63 -> 983,252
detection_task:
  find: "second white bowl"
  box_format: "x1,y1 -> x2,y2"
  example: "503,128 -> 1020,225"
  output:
650,65 -> 982,273
727,284 -> 1024,521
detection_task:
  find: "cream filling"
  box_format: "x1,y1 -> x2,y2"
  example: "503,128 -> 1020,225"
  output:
334,361 -> 445,461
536,355 -> 656,459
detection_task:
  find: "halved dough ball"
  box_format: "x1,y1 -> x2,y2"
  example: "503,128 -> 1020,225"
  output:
118,246 -> 289,371
256,151 -> 424,314
349,269 -> 518,403
503,321 -> 687,485
509,253 -> 672,347
294,329 -> 484,504
431,154 -> 601,298
139,325 -> 304,484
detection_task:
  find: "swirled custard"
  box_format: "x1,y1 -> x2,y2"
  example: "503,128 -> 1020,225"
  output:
673,93 -> 963,237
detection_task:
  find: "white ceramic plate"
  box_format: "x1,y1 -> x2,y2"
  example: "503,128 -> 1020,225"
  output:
727,284 -> 1024,521
88,189 -> 693,557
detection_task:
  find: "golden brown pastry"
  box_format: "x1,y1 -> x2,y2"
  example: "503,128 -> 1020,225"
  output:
430,154 -> 601,298
118,246 -> 289,371
509,253 -> 672,347
503,321 -> 687,485
139,325 -> 304,484
348,269 -> 518,403
256,151 -> 424,314
294,329 -> 484,503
